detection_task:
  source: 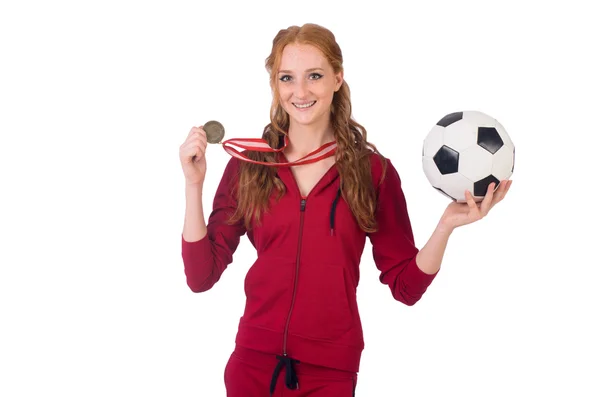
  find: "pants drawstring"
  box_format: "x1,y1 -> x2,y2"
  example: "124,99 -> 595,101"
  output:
269,354 -> 300,396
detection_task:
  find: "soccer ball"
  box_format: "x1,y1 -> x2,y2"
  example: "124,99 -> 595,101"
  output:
422,110 -> 515,203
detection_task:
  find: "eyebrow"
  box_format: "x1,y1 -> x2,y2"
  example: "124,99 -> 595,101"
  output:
278,68 -> 325,74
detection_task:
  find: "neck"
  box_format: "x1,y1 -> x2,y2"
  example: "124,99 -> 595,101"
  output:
285,119 -> 335,159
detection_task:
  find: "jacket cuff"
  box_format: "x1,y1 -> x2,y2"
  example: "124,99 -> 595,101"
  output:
181,234 -> 212,264
405,256 -> 439,288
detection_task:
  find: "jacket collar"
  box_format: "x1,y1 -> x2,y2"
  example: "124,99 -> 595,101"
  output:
276,151 -> 339,199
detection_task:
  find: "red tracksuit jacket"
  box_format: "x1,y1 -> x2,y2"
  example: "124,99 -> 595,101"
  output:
181,152 -> 438,374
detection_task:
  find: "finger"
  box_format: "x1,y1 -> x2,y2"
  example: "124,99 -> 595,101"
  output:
182,139 -> 203,152
190,133 -> 207,147
492,180 -> 510,206
499,179 -> 510,196
181,140 -> 206,161
198,132 -> 207,145
480,182 -> 496,215
194,145 -> 207,162
187,126 -> 201,138
180,144 -> 201,161
188,126 -> 206,140
465,190 -> 480,217
183,133 -> 207,149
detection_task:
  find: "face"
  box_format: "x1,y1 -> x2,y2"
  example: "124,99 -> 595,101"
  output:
277,43 -> 343,128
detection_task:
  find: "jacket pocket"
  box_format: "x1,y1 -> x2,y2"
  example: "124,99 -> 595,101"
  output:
289,263 -> 354,341
242,255 -> 295,331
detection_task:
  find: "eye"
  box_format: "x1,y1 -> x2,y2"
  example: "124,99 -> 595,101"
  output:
309,73 -> 323,80
279,75 -> 292,82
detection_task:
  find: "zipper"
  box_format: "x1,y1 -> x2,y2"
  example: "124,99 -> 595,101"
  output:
282,197 -> 306,356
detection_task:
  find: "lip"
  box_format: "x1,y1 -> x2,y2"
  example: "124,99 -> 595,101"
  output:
292,100 -> 316,111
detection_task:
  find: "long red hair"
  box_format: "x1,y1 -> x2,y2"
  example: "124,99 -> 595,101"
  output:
229,23 -> 386,232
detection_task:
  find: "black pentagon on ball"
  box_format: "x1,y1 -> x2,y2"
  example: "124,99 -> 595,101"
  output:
433,145 -> 459,174
436,112 -> 463,127
474,175 -> 500,197
477,127 -> 504,154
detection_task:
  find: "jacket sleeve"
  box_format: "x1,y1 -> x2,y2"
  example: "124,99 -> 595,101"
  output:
368,157 -> 438,305
181,157 -> 247,293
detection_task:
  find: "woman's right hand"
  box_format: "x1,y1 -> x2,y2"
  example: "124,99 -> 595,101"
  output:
179,126 -> 208,186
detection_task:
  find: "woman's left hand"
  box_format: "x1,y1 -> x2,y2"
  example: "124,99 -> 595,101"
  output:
440,179 -> 513,231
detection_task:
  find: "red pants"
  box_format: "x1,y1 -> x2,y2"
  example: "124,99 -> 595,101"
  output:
224,345 -> 358,397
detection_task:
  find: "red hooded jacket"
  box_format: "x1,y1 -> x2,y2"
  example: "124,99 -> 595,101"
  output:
181,152 -> 438,374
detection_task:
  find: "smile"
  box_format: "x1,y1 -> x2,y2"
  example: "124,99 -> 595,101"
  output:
293,101 -> 316,109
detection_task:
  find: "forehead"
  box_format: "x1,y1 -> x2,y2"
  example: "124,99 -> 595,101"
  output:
279,43 -> 328,71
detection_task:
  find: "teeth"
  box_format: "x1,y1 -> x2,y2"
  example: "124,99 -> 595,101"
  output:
294,101 -> 316,108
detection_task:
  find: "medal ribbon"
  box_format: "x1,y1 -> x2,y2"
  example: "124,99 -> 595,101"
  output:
221,135 -> 336,167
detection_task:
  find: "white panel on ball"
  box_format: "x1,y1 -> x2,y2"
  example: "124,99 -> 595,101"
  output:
423,125 -> 445,158
443,119 -> 477,152
491,144 -> 515,181
493,119 -> 514,148
458,145 -> 494,182
422,156 -> 442,188
438,173 -> 473,203
463,110 -> 497,127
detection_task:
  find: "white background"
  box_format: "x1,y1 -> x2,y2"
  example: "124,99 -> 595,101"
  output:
1,0 -> 599,396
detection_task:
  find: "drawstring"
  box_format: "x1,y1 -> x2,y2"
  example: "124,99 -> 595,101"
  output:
270,354 -> 300,396
330,186 -> 342,235
269,352 -> 356,396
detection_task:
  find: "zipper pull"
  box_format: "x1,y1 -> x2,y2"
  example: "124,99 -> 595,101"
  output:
300,199 -> 306,211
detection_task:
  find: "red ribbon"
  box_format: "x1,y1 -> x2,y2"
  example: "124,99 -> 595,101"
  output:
221,135 -> 336,167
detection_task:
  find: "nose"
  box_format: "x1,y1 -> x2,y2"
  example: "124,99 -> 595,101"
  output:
294,79 -> 309,99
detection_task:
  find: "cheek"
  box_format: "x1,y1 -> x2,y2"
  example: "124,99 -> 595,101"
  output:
278,85 -> 293,101
312,83 -> 334,100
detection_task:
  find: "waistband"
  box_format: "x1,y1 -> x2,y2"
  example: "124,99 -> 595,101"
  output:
235,323 -> 364,373
232,345 -> 356,380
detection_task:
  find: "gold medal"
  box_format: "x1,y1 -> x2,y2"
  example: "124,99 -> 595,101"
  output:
203,120 -> 225,144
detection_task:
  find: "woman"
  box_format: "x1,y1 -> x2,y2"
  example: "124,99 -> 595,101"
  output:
179,23 -> 511,397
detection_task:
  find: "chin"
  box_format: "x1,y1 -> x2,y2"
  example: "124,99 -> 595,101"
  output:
290,115 -> 320,127
287,105 -> 327,126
